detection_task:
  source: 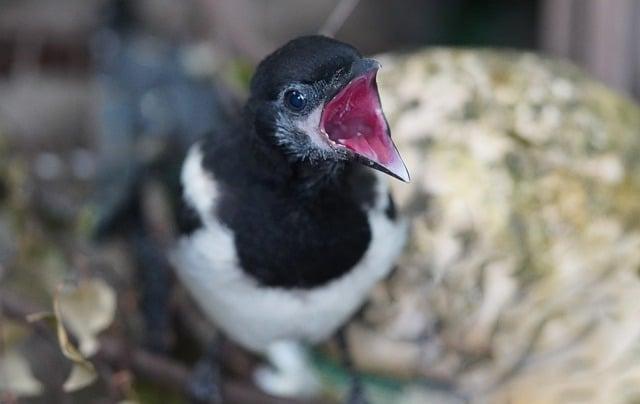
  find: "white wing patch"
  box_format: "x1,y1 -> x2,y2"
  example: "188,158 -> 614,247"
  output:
181,144 -> 220,222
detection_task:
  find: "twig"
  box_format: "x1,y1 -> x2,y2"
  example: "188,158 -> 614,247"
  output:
0,289 -> 325,404
103,338 -> 322,404
319,0 -> 362,37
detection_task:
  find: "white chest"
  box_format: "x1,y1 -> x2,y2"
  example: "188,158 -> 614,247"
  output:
171,145 -> 407,352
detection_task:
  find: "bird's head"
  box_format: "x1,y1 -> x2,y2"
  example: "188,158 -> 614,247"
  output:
247,35 -> 409,182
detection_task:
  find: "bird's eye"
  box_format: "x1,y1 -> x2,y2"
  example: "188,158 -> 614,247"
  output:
284,90 -> 307,111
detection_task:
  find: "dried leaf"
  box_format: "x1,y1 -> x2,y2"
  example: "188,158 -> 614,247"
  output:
53,290 -> 97,392
0,350 -> 44,397
57,278 -> 116,356
62,364 -> 97,392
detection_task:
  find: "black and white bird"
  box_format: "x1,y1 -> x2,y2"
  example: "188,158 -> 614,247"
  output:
171,35 -> 410,402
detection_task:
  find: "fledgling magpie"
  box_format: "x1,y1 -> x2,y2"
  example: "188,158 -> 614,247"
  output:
171,35 -> 409,402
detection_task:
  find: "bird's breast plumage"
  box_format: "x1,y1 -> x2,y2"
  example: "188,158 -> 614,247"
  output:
171,143 -> 407,352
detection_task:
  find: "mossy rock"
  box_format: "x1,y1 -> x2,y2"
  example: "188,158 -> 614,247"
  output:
318,49 -> 640,404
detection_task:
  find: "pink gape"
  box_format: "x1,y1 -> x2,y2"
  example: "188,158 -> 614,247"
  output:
321,71 -> 409,182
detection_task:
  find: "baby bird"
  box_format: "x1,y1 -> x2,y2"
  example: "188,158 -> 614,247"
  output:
171,35 -> 409,403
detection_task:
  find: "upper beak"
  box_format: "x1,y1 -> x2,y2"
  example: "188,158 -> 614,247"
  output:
320,58 -> 410,182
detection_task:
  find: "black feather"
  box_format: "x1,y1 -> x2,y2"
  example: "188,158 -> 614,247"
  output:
190,36 -> 381,288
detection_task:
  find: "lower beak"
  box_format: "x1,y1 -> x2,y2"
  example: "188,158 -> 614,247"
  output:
320,59 -> 410,182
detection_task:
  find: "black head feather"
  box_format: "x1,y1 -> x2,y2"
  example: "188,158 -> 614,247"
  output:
250,35 -> 361,102
243,35 -> 409,183
246,36 -> 366,165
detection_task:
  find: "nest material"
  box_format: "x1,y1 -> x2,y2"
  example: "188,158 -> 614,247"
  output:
343,49 -> 640,404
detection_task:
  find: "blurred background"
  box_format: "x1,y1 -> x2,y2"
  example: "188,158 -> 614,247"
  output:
1,0 -> 640,403
0,0 -> 639,200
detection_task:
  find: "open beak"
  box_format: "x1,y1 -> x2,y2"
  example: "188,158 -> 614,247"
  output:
320,59 -> 410,182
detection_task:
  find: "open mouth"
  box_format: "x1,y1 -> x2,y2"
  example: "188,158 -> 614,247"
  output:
320,69 -> 410,182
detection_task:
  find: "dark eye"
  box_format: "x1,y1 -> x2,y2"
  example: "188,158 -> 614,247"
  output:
284,89 -> 307,111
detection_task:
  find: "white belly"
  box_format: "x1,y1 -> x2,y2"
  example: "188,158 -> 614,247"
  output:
171,144 -> 407,352
172,208 -> 406,353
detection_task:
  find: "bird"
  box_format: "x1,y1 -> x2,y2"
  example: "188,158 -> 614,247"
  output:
170,35 -> 410,403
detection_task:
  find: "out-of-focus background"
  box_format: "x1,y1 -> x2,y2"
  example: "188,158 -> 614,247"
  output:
1,1 -> 640,403
1,0 -> 639,155
1,0 -> 639,207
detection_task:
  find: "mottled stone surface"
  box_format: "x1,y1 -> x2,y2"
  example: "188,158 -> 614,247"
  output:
335,49 -> 640,404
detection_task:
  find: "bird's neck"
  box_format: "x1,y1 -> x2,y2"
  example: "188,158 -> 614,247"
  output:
290,159 -> 346,197
245,127 -> 347,196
